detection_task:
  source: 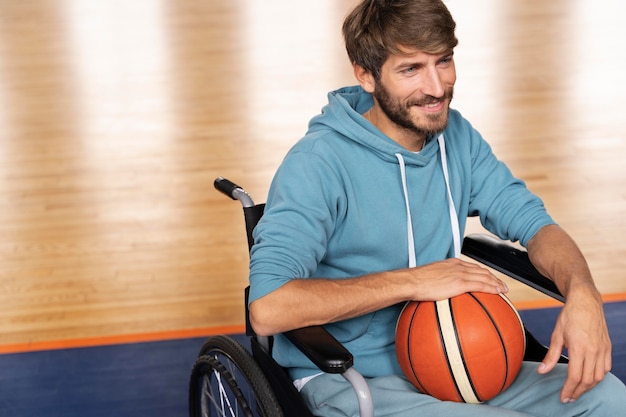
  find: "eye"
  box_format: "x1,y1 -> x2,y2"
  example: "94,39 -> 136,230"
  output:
404,66 -> 416,74
439,54 -> 454,66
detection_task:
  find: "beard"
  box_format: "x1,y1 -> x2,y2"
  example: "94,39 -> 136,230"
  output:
373,79 -> 454,138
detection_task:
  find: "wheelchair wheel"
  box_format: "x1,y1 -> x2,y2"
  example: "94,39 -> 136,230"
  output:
189,335 -> 283,417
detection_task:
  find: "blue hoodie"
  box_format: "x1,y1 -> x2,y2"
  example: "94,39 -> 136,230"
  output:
248,85 -> 554,380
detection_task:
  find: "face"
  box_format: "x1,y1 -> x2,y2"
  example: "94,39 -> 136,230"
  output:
361,48 -> 457,146
374,75 -> 454,139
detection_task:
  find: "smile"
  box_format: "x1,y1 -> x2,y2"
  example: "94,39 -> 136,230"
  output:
415,100 -> 446,112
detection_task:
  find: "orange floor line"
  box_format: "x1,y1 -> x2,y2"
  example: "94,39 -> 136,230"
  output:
514,291 -> 626,311
0,324 -> 246,355
514,298 -> 562,310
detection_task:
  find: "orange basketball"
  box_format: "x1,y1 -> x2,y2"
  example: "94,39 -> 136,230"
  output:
395,292 -> 526,403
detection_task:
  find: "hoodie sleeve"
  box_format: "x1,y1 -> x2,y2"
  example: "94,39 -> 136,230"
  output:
248,147 -> 345,303
465,123 -> 555,247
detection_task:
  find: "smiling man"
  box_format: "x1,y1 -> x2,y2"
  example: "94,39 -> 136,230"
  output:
248,0 -> 626,416
358,48 -> 456,151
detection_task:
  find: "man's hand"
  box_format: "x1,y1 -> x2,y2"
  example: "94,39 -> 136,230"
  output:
537,289 -> 612,403
527,224 -> 613,403
407,258 -> 509,301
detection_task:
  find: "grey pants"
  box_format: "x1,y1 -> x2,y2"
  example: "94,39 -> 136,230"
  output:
300,362 -> 626,416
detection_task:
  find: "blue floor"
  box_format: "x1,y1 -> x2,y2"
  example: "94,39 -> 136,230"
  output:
0,302 -> 624,417
0,335 -> 249,417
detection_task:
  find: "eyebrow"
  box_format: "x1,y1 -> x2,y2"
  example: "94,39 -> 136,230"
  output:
395,61 -> 425,72
393,50 -> 455,72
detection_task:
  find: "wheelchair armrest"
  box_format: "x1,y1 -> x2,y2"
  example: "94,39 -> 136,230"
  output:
284,325 -> 354,374
284,327 -> 374,417
462,234 -> 564,302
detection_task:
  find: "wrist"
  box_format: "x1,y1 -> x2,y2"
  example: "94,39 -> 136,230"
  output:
563,280 -> 602,305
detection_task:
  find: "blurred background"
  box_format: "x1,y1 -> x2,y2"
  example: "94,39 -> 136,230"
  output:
1,0 -> 625,352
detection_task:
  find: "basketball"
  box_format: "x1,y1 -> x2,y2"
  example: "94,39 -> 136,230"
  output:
395,292 -> 526,403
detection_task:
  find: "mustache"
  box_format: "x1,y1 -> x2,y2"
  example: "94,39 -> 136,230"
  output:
407,88 -> 454,107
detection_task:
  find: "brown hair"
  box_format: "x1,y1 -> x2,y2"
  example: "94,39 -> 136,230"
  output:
342,0 -> 458,79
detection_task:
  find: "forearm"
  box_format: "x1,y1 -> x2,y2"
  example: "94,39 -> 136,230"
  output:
526,224 -> 601,301
249,270 -> 408,336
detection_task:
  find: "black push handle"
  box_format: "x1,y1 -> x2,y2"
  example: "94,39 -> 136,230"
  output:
214,177 -> 255,208
214,177 -> 241,200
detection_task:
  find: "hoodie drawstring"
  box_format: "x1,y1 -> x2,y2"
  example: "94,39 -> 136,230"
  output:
437,134 -> 462,258
395,134 -> 461,268
395,153 -> 417,268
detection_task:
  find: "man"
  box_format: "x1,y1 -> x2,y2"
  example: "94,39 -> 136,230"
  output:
248,0 -> 626,415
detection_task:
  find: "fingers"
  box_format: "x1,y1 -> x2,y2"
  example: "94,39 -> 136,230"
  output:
453,260 -> 509,294
471,275 -> 509,295
560,356 -> 601,403
538,345 -> 562,376
540,329 -> 612,403
412,259 -> 509,301
561,343 -> 612,403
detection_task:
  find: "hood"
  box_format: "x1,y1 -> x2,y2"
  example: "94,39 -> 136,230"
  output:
307,85 -> 462,266
306,85 -> 441,167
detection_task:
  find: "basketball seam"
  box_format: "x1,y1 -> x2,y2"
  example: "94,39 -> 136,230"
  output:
434,300 -> 462,400
449,297 -> 482,402
470,293 -> 509,396
406,302 -> 430,396
436,299 -> 479,403
498,293 -> 527,353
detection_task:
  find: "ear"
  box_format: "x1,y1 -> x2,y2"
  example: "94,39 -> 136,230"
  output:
353,63 -> 376,93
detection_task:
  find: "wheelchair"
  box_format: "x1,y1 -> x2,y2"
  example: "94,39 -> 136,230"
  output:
188,177 -> 567,417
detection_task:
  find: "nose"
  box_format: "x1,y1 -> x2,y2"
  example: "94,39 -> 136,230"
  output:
421,66 -> 445,98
